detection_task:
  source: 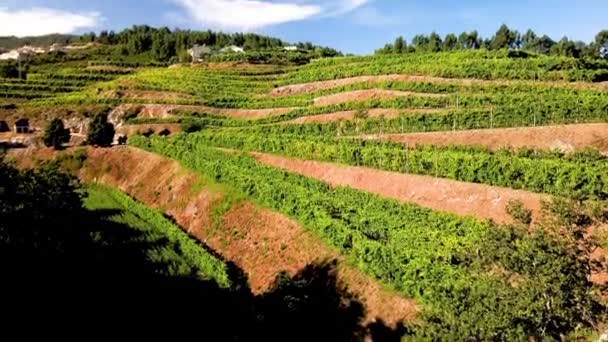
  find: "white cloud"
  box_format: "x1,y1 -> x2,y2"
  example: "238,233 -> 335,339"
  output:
326,0 -> 370,16
350,6 -> 397,28
173,0 -> 371,31
0,7 -> 100,37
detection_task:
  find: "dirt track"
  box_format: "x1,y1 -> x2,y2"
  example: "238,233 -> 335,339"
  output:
80,147 -> 417,326
133,103 -> 294,120
358,123 -> 608,153
271,74 -> 608,96
116,123 -> 182,136
285,108 -> 445,124
313,89 -> 446,107
251,152 -> 547,224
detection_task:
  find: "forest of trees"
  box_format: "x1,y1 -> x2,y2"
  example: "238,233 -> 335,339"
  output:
376,25 -> 608,59
0,26 -> 341,63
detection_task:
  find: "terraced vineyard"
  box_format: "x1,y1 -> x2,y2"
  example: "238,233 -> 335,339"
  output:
3,49 -> 608,340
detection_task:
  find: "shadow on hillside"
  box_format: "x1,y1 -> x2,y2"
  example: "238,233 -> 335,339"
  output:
0,207 -> 407,341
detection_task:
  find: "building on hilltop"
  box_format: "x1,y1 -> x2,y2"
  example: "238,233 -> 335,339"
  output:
188,44 -> 212,62
0,50 -> 22,61
220,45 -> 245,53
284,46 -> 299,51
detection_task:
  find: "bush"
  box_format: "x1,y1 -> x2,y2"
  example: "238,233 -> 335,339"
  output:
142,128 -> 155,137
86,113 -> 115,147
43,119 -> 71,150
181,120 -> 205,133
506,199 -> 533,225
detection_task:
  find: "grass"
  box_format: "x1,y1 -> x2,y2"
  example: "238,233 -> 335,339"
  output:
84,184 -> 231,287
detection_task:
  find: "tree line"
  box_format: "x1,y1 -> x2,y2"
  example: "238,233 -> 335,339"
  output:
376,24 -> 608,59
1,26 -> 341,62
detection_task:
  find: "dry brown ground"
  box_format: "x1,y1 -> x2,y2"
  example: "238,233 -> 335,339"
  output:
79,147 -> 417,326
313,89 -> 447,107
121,103 -> 294,120
271,74 -> 608,96
251,152 -> 547,224
358,123 -> 608,154
285,108 -> 445,124
115,124 -> 182,136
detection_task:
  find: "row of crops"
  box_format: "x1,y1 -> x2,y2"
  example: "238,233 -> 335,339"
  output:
284,50 -> 608,83
2,63 -> 137,101
172,130 -> 608,200
130,133 -> 601,340
84,185 -> 231,287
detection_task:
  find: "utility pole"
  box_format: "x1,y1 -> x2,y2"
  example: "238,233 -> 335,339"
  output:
17,54 -> 22,80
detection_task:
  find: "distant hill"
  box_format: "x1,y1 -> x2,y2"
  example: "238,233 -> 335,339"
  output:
0,34 -> 77,49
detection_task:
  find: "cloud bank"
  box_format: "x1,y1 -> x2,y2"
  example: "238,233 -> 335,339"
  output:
173,0 -> 370,30
0,7 -> 100,37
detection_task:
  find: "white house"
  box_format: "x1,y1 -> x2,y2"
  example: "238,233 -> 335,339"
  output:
188,44 -> 212,62
284,46 -> 298,51
220,45 -> 245,53
49,43 -> 67,52
0,50 -> 21,60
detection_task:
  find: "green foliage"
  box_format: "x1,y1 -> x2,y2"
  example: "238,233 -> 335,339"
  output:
86,112 -> 115,147
491,24 -> 518,50
84,185 -> 230,285
0,158 -> 84,252
0,62 -> 24,79
130,134 -> 603,339
43,118 -> 71,149
180,118 -> 205,133
506,199 -> 533,225
181,130 -> 608,200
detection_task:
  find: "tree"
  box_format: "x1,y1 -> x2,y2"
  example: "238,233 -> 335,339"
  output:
491,24 -> 516,50
595,30 -> 608,48
87,113 -> 115,147
411,34 -> 430,51
428,32 -> 443,52
43,119 -> 71,150
443,33 -> 458,51
596,30 -> 608,58
521,29 -> 538,51
375,44 -> 393,55
551,37 -> 580,58
393,36 -> 406,54
458,31 -> 480,49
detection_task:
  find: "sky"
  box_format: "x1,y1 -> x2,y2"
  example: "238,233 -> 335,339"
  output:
1,0 -> 607,54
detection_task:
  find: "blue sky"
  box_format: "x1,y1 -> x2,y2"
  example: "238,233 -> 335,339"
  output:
1,0 -> 607,54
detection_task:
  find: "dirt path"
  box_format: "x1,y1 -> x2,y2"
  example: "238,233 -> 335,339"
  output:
251,152 -> 547,224
116,123 -> 182,136
358,123 -> 608,154
81,147 -> 417,326
271,74 -> 608,96
102,90 -> 195,102
313,89 -> 447,107
284,108 -> 445,124
125,103 -> 295,120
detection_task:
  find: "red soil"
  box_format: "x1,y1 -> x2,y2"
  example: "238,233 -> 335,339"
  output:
271,74 -> 608,96
359,123 -> 608,154
313,89 -> 446,107
116,124 -> 182,136
128,104 -> 294,120
251,152 -> 547,224
81,147 -> 417,326
285,108 -> 444,124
